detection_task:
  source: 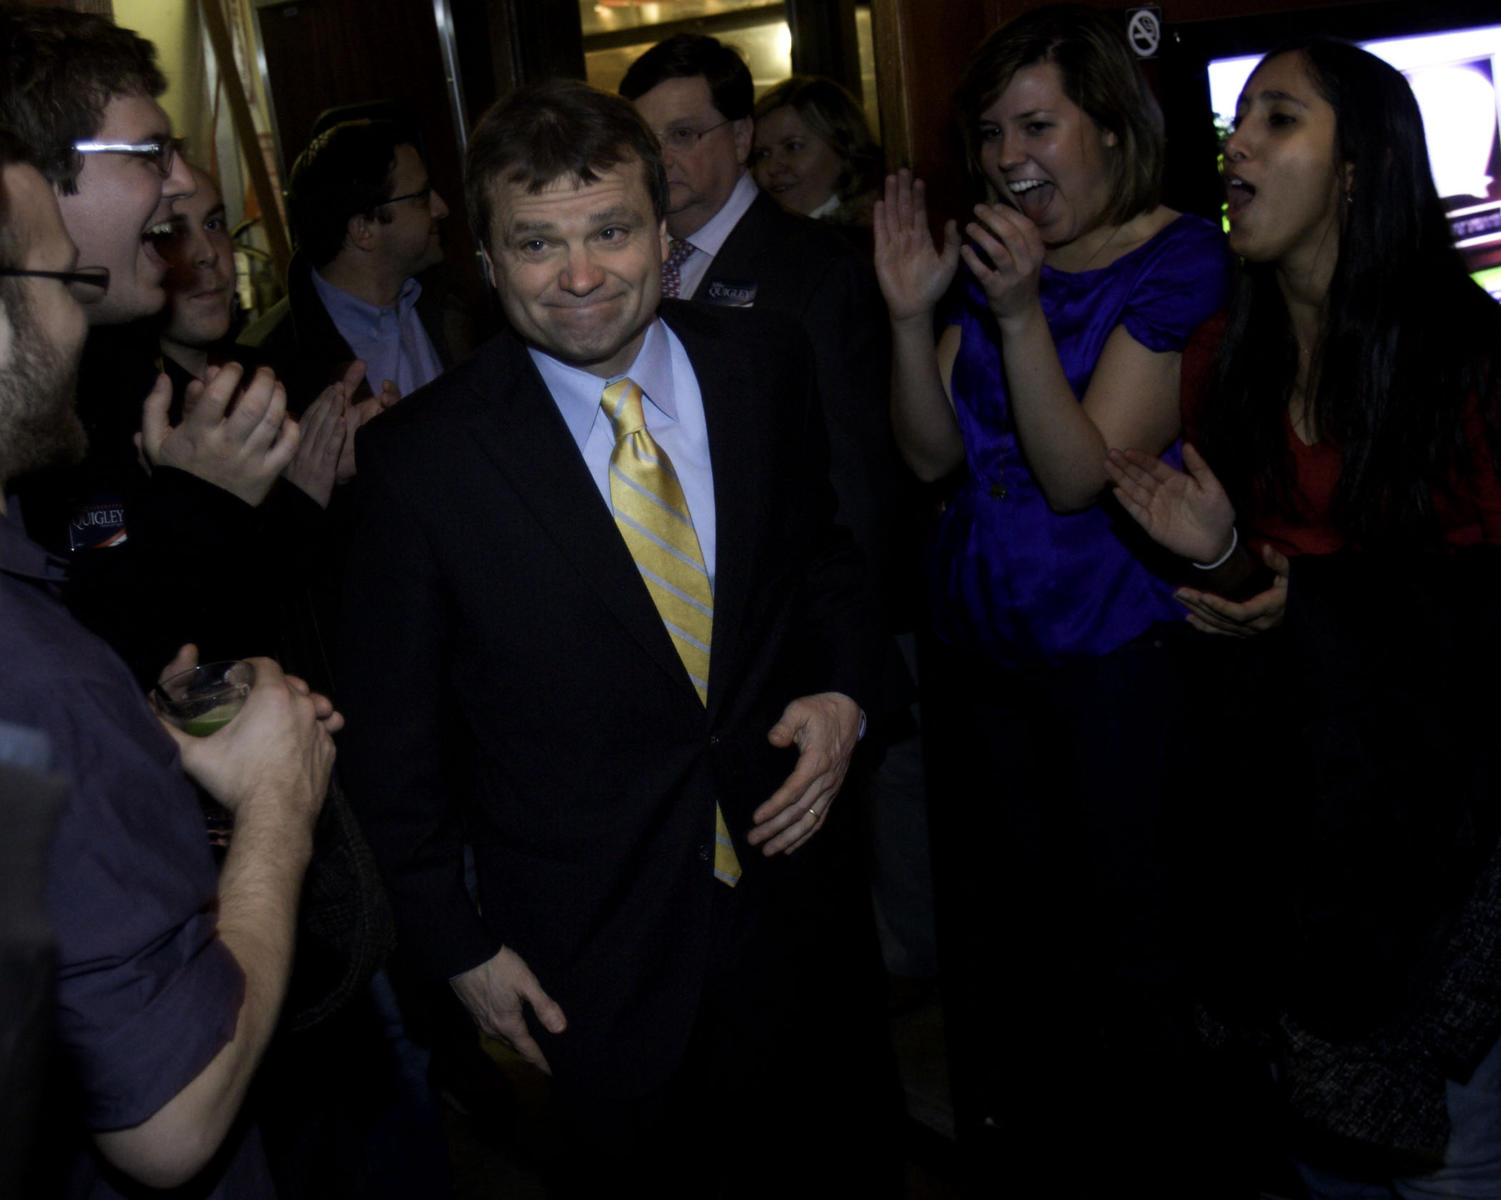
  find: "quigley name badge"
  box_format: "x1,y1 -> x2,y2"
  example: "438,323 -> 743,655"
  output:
703,278 -> 757,307
67,495 -> 128,552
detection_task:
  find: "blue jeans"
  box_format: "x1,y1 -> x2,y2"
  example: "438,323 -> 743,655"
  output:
1296,1032 -> 1501,1199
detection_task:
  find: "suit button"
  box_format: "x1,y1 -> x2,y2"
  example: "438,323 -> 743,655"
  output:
696,844 -> 710,862
708,734 -> 721,747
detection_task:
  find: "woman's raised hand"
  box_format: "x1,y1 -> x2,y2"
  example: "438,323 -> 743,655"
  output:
1105,443 -> 1236,564
874,169 -> 960,323
962,202 -> 1045,325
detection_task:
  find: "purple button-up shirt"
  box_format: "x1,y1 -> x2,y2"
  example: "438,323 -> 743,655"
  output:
0,512 -> 268,1198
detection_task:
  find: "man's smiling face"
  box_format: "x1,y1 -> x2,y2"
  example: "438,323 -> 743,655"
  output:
484,158 -> 668,379
55,92 -> 195,325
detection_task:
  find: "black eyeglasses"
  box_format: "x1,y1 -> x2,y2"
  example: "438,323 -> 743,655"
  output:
654,119 -> 732,152
380,184 -> 433,209
0,266 -> 111,298
72,137 -> 184,177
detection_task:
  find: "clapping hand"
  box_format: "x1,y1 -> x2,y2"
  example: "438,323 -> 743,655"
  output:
140,364 -> 300,508
1105,443 -> 1236,565
1173,545 -> 1291,637
874,169 -> 961,324
283,362 -> 362,508
1106,444 -> 1291,637
339,376 -> 401,484
961,202 -> 1046,326
282,363 -> 402,505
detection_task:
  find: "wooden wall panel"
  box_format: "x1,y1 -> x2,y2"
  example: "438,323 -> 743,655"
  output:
870,0 -> 987,228
253,0 -> 479,288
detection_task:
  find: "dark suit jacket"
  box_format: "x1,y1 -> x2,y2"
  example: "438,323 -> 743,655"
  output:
692,191 -> 899,601
237,252 -> 477,415
337,302 -> 875,1096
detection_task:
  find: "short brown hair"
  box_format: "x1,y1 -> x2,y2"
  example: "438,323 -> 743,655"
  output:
957,4 -> 1163,224
619,34 -> 753,121
465,80 -> 667,253
288,120 -> 413,268
0,8 -> 166,196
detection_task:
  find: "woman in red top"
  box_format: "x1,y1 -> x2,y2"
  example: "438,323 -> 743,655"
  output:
1106,40 -> 1501,628
1107,38 -> 1501,1197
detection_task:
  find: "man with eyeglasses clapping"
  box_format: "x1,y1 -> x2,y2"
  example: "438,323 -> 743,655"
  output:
0,7 -> 302,687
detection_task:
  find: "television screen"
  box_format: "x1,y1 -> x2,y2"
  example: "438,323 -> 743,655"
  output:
1206,23 -> 1501,298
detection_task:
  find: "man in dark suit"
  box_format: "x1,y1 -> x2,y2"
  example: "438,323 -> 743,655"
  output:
338,80 -> 898,1194
239,118 -> 474,414
620,35 -> 894,591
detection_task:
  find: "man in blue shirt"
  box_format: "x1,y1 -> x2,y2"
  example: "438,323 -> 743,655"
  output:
240,118 -> 473,412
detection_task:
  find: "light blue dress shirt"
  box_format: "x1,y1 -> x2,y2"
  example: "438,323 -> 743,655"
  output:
310,269 -> 445,397
528,320 -> 717,583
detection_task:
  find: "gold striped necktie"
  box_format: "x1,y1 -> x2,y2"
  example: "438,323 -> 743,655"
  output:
601,377 -> 741,886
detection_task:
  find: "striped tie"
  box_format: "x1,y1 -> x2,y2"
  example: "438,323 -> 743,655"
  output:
602,378 -> 740,886
661,238 -> 695,299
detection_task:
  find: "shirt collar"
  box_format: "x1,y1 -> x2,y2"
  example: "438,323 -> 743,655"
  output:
0,507 -> 68,585
679,170 -> 758,258
807,193 -> 841,221
310,268 -> 423,325
528,318 -> 676,448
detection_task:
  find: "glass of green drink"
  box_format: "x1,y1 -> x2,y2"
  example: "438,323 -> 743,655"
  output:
153,661 -> 253,851
153,660 -> 254,735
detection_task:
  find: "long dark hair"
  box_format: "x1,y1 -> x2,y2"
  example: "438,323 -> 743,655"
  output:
1200,38 -> 1501,547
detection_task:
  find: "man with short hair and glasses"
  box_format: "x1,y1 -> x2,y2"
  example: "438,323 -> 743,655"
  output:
0,6 -> 305,683
240,116 -> 475,414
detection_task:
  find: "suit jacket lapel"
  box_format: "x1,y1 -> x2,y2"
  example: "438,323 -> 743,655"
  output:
457,336 -> 699,697
690,192 -> 769,303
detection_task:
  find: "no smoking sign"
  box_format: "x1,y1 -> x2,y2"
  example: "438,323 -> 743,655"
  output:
1126,7 -> 1163,59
